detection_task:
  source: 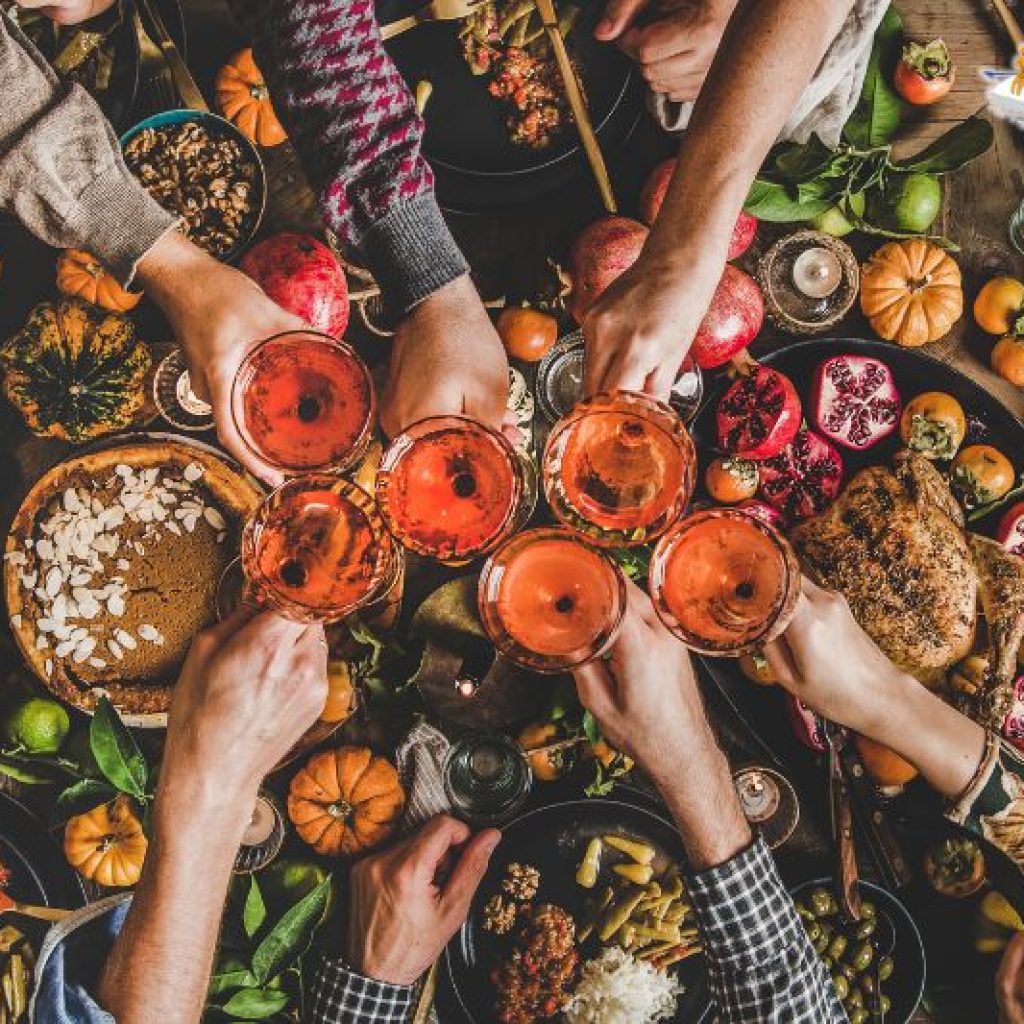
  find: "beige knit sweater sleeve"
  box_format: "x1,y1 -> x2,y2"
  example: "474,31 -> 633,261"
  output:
0,12 -> 175,283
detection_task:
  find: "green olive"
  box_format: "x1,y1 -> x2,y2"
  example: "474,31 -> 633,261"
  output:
828,934 -> 848,960
859,901 -> 877,919
840,964 -> 857,982
849,941 -> 875,973
878,956 -> 894,982
796,903 -> 813,920
822,954 -> 834,970
846,988 -> 864,1009
831,974 -> 850,1000
860,974 -> 876,996
804,921 -> 822,942
810,889 -> 837,917
855,918 -> 876,940
849,1009 -> 869,1024
814,935 -> 829,955
878,996 -> 892,1014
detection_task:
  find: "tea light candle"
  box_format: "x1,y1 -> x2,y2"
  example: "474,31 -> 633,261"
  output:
792,246 -> 843,299
242,793 -> 277,846
454,675 -> 480,699
734,768 -> 781,823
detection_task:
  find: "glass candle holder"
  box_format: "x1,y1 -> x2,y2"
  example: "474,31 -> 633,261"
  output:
649,508 -> 800,656
478,526 -> 626,673
759,230 -> 859,335
153,348 -> 214,432
234,789 -> 286,873
377,415 -> 532,562
241,475 -> 397,622
733,766 -> 800,850
231,331 -> 375,474
543,391 -> 696,547
443,734 -> 533,826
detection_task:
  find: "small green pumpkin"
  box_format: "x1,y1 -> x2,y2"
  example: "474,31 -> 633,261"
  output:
0,299 -> 151,442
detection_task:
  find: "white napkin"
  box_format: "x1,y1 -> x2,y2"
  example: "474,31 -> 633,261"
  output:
650,0 -> 890,148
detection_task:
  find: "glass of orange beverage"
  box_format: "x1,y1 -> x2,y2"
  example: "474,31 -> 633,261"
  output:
478,526 -> 626,673
231,331 -> 375,474
543,391 -> 696,547
649,508 -> 800,656
240,475 -> 398,622
377,415 -> 533,562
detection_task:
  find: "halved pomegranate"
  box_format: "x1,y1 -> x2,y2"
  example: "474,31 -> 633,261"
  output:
690,265 -> 764,370
811,355 -> 902,451
787,696 -> 827,753
736,498 -> 788,530
998,501 -> 1024,557
759,429 -> 844,522
716,367 -> 802,460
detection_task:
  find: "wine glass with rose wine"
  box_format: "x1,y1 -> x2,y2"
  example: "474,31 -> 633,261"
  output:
478,527 -> 627,673
376,415 -> 535,563
230,330 -> 375,474
543,391 -> 696,547
649,508 -> 800,656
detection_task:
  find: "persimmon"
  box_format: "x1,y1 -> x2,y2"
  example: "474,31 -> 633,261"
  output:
951,445 -> 1015,507
705,457 -> 759,504
975,276 -> 1024,336
854,734 -> 919,788
992,335 -> 1024,386
517,721 -> 574,781
496,307 -> 558,363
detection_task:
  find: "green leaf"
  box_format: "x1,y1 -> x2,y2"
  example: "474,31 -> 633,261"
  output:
90,697 -> 148,799
894,116 -> 994,174
743,179 -> 832,222
585,762 -> 614,798
843,5 -> 904,147
208,968 -> 259,999
774,136 -> 838,183
0,753 -> 63,785
250,877 -> 331,986
581,710 -> 601,746
244,877 -> 267,940
220,988 -> 290,1019
55,778 -> 116,818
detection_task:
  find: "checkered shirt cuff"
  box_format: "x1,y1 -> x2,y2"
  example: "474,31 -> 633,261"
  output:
312,956 -> 415,1024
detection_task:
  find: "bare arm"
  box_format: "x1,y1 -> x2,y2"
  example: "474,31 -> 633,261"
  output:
97,613 -> 328,1023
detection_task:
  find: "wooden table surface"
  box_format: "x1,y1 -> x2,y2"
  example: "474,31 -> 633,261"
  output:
3,1 -> 1024,1022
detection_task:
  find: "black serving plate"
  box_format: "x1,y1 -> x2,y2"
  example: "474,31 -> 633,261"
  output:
0,791 -> 86,918
379,0 -> 646,210
790,877 -> 926,1024
444,797 -> 711,1023
690,337 -> 1024,774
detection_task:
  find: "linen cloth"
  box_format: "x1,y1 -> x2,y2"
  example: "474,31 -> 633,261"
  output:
650,0 -> 891,148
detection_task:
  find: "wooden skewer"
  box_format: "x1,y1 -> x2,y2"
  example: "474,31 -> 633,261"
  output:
0,892 -> 74,923
532,0 -> 617,213
992,0 -> 1024,49
411,961 -> 438,1024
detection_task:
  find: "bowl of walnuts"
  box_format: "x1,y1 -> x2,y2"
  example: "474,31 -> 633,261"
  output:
121,109 -> 266,262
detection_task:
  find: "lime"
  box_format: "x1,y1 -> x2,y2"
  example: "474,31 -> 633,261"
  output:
2,697 -> 70,754
810,192 -> 866,237
886,173 -> 942,233
258,859 -> 336,923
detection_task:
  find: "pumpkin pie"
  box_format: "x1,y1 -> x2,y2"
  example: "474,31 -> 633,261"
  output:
4,440 -> 262,724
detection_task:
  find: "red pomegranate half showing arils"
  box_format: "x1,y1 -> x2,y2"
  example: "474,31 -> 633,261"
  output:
639,158 -> 758,260
759,429 -> 844,522
240,232 -> 350,337
717,367 -> 802,461
811,355 -> 901,451
690,265 -> 765,370
736,498 -> 788,530
998,501 -> 1024,557
567,216 -> 649,325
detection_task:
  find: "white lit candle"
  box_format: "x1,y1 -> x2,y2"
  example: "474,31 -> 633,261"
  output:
792,247 -> 842,299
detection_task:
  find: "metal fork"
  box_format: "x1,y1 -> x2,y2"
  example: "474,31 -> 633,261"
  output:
131,1 -> 176,111
380,0 -> 489,41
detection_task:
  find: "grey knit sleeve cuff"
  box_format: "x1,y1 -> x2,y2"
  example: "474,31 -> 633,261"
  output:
63,172 -> 178,286
358,191 -> 469,318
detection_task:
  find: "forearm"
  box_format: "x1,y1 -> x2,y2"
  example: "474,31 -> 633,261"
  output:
97,780 -> 253,1023
228,0 -> 467,315
0,12 -> 174,282
647,0 -> 854,273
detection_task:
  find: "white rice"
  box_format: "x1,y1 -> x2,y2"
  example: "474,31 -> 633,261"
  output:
563,947 -> 683,1024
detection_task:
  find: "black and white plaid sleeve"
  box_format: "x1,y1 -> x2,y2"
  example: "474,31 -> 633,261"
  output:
686,836 -> 848,1024
311,955 -> 415,1024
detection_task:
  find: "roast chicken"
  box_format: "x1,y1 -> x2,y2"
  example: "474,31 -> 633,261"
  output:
792,451 -> 1024,724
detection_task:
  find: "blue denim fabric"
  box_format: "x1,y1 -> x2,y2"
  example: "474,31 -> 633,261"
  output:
31,895 -> 131,1024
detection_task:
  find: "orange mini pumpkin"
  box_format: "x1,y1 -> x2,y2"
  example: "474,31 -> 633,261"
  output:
860,239 -> 963,347
215,49 -> 287,147
56,250 -> 142,312
64,795 -> 148,887
288,746 -> 405,856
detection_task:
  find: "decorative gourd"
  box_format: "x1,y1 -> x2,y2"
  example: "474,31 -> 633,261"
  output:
215,49 -> 287,147
860,239 -> 963,347
56,250 -> 142,312
64,796 -> 148,887
0,299 -> 151,442
287,746 -> 405,856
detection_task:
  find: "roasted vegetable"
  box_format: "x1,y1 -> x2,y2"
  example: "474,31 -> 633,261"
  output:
603,833 -> 655,865
576,837 -> 603,889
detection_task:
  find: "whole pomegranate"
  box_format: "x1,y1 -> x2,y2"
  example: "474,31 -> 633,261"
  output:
567,216 -> 649,324
639,157 -> 758,259
811,354 -> 902,451
759,429 -> 844,522
716,367 -> 802,461
690,265 -> 765,370
240,232 -> 350,336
